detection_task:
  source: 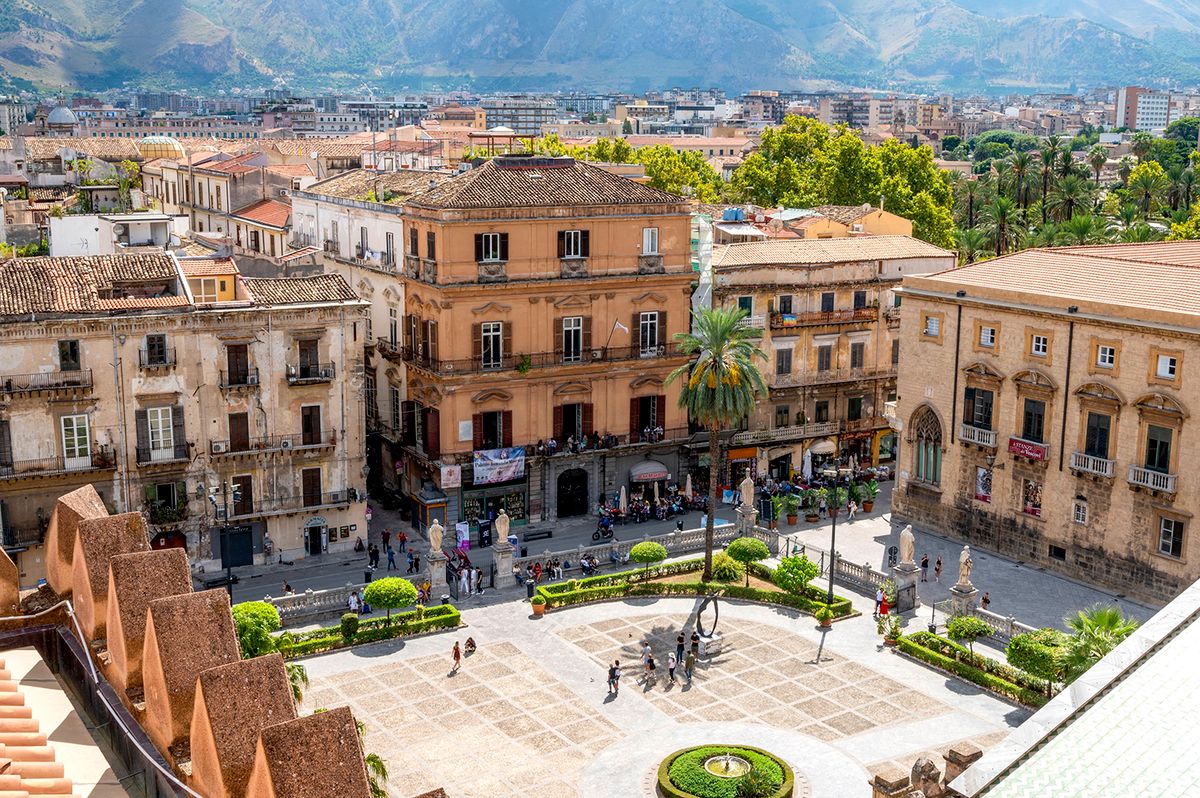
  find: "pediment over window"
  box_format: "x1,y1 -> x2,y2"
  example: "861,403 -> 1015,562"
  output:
470,301 -> 512,315
1134,392 -> 1187,418
630,375 -> 664,389
382,286 -> 401,303
552,294 -> 591,309
472,389 -> 513,403
553,381 -> 592,396
962,361 -> 1004,382
1013,369 -> 1057,392
1075,381 -> 1124,405
631,292 -> 667,306
356,278 -> 375,298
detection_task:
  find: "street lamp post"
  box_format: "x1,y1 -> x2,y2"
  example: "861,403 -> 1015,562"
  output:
822,467 -> 851,605
209,480 -> 240,601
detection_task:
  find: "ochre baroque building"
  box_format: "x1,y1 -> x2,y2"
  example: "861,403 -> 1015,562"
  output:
0,251 -> 368,584
385,154 -> 694,529
893,242 -> 1200,603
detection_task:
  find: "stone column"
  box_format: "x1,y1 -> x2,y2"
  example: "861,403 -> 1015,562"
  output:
736,504 -> 758,535
870,766 -> 912,798
892,561 -> 921,612
428,551 -> 449,599
949,583 -> 979,617
492,540 -> 515,590
942,742 -> 983,784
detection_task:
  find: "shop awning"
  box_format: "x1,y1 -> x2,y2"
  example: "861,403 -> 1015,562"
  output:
807,439 -> 836,455
629,460 -> 671,482
727,446 -> 758,460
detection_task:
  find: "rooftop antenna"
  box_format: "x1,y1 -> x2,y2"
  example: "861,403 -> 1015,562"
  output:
879,194 -> 885,211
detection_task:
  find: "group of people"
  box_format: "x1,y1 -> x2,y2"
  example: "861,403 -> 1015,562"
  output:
608,631 -> 701,694
534,431 -> 621,457
597,489 -> 702,526
455,565 -> 486,597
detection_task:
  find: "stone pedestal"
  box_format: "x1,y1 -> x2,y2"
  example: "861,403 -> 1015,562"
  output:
736,505 -> 758,535
870,766 -> 913,798
892,562 -> 921,613
943,742 -> 983,784
492,540 -> 515,590
428,551 -> 449,599
949,582 -> 979,617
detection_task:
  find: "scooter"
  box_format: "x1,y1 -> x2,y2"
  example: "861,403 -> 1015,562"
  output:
592,516 -> 615,541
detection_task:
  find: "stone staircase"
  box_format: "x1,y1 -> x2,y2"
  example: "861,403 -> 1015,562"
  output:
0,654 -> 78,798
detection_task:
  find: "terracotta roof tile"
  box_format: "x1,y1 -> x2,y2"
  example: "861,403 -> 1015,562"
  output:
179,257 -> 238,276
253,706 -> 370,798
96,295 -> 189,310
28,186 -> 74,203
230,199 -> 291,229
267,139 -> 366,158
266,163 -> 315,177
810,204 -> 878,224
22,136 -> 143,161
407,155 -> 687,210
243,274 -> 358,305
301,168 -> 448,206
714,235 -> 954,269
0,253 -> 182,317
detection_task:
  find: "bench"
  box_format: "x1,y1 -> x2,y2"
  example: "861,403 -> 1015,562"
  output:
523,529 -> 553,542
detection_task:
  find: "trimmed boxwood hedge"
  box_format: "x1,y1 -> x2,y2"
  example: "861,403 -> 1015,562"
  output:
658,745 -> 794,798
278,604 -> 461,658
898,631 -> 1049,708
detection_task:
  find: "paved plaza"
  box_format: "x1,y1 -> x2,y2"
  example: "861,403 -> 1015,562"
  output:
301,591 -> 1027,797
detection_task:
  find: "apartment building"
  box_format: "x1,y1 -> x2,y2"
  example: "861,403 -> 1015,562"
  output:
0,251 -> 368,585
713,237 -> 954,480
892,242 -> 1200,603
388,154 -> 693,531
1116,86 -> 1172,132
479,97 -> 557,136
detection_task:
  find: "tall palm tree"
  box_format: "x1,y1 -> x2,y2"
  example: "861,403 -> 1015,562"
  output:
1064,605 -> 1139,682
667,307 -> 767,580
992,159 -> 1011,196
1010,151 -> 1033,211
1038,146 -> 1058,225
1115,202 -> 1140,231
1058,147 -> 1075,179
1087,144 -> 1108,184
955,177 -> 983,229
1130,131 -> 1153,163
1121,224 -> 1162,242
1047,173 -> 1094,221
1167,164 -> 1187,211
981,195 -> 1020,256
1128,167 -> 1169,217
1027,222 -> 1063,248
1117,155 -> 1136,187
1181,168 -> 1197,208
956,227 -> 988,264
1060,214 -> 1110,245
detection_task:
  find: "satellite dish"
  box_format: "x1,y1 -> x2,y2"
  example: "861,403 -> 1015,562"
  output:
767,218 -> 784,234
112,223 -> 126,235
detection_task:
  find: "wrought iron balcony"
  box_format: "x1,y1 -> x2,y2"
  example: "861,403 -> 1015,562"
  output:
138,348 -> 176,369
0,369 -> 92,395
286,363 -> 335,385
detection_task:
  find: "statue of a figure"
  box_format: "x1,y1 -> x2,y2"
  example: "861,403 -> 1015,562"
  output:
957,545 -> 974,587
739,468 -> 755,508
428,519 -> 444,554
899,524 -> 916,566
495,508 -> 511,540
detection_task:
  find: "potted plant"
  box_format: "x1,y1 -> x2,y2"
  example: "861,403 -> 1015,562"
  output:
881,578 -> 898,609
773,493 -> 801,526
884,615 -> 903,646
530,594 -> 546,617
861,479 -> 879,512
802,489 -> 820,523
815,606 -> 833,629
849,482 -> 862,508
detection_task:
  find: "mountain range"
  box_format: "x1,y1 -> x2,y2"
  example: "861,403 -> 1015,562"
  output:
3,0 -> 1200,93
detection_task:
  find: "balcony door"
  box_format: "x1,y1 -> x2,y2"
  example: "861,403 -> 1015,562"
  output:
298,339 -> 319,378
1145,425 -> 1173,473
232,474 -> 254,517
61,415 -> 91,470
147,407 -> 175,461
301,405 -> 322,446
229,412 -> 250,452
226,344 -> 249,385
301,467 -> 322,507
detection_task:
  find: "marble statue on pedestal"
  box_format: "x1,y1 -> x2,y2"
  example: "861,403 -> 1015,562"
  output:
739,469 -> 755,508
899,524 -> 916,567
428,519 -> 444,554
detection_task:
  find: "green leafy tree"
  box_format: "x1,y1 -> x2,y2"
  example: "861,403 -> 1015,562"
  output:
362,577 -> 419,627
629,541 -> 668,577
231,601 -> 281,658
773,555 -> 819,594
981,195 -> 1020,256
340,612 -> 360,642
1165,116 -> 1200,145
1026,222 -> 1063,248
1127,161 -> 1169,216
1131,131 -> 1154,162
622,118 -> 633,134
667,307 -> 767,581
725,537 -> 770,587
947,615 -> 995,653
956,227 -> 988,264
1060,214 -> 1110,245
1038,145 -> 1058,225
1006,628 -> 1070,690
286,662 -> 309,703
1123,223 -> 1162,242
1063,605 -> 1139,682
1047,173 -> 1094,221
709,552 -> 743,583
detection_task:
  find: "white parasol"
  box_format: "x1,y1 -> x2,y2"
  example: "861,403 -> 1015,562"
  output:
654,480 -> 660,503
802,448 -> 813,481
684,473 -> 693,499
619,485 -> 628,513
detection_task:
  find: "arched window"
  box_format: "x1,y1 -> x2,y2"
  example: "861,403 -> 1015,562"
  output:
911,405 -> 943,486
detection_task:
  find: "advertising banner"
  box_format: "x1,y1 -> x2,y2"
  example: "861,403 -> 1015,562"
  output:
472,447 -> 526,485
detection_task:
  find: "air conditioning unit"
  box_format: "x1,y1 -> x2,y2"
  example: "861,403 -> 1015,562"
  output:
319,367 -> 334,379
591,350 -> 602,360
280,439 -> 293,450
211,441 -> 228,454
247,374 -> 259,386
331,490 -> 347,503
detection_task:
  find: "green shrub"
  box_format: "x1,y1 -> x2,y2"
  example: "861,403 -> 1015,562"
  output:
232,601 -> 282,658
710,552 -> 743,583
816,606 -> 833,625
340,613 -> 360,642
725,538 -> 771,586
947,615 -> 995,653
664,746 -> 786,798
531,594 -> 546,606
772,555 -> 819,594
900,632 -> 1049,707
737,766 -> 780,798
280,605 -> 461,658
362,577 -> 419,626
1006,627 -> 1071,686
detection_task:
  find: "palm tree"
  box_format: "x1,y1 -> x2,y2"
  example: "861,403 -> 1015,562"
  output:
366,753 -> 389,798
981,195 -> 1020,256
1010,151 -> 1033,211
1130,131 -> 1153,163
956,227 -> 988,264
1038,146 -> 1058,225
667,307 -> 767,580
955,177 -> 983,229
286,663 -> 309,704
1060,214 -> 1110,245
1064,604 -> 1139,681
1087,144 -> 1108,184
1167,164 -> 1187,211
1027,222 -> 1063,248
1128,167 -> 1169,217
1117,155 -> 1136,187
1058,147 -> 1075,179
1114,202 -> 1139,231
1121,224 -> 1162,242
992,159 -> 1011,196
1181,168 -> 1197,208
1047,173 -> 1094,221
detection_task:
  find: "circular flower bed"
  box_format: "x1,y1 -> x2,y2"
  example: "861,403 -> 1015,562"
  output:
657,745 -> 794,798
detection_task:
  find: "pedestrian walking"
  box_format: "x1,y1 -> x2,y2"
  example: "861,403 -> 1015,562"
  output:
386,545 -> 397,571
848,500 -> 857,521
675,633 -> 685,665
451,641 -> 461,673
406,551 -> 415,574
920,554 -> 929,582
934,556 -> 943,582
690,631 -> 700,658
414,552 -> 421,572
397,531 -> 407,552
981,592 -> 990,611
382,529 -> 391,550
474,566 -> 484,595
667,652 -> 677,684
368,544 -> 379,569
607,660 -> 621,695
874,587 -> 884,617
646,653 -> 657,684
879,592 -> 889,617
684,650 -> 696,684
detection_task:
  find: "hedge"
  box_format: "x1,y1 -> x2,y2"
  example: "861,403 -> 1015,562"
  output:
657,745 -> 794,798
279,604 -> 461,658
898,632 -> 1049,708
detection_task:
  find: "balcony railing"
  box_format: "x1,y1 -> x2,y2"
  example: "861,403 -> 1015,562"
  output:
1128,465 -> 1177,493
959,424 -> 997,448
392,342 -> 684,376
770,307 -> 877,330
771,366 -> 896,388
3,526 -> 44,548
1071,451 -> 1115,478
227,489 -> 354,519
135,442 -> 190,465
210,430 -> 336,456
1,369 -> 93,394
219,368 -> 260,389
286,363 -> 335,384
138,349 -> 176,368
730,421 -> 840,445
0,451 -> 115,480
638,254 -> 665,274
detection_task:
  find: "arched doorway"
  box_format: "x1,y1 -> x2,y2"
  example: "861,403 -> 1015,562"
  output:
557,469 -> 589,518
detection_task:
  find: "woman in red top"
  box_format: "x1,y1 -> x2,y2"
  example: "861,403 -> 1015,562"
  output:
532,562 -> 543,583
879,593 -> 890,616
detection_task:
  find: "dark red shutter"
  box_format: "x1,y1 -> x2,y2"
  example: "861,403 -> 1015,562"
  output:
658,311 -> 667,349
631,313 -> 640,351
474,234 -> 483,262
499,233 -> 509,261
404,315 -> 415,351
502,322 -> 512,368
582,316 -> 592,352
629,398 -> 640,443
553,405 -> 564,442
501,410 -> 513,448
472,323 -> 482,362
557,230 -> 566,258
582,403 -> 594,438
554,317 -> 563,359
424,408 -> 440,459
581,229 -> 590,257
401,401 -> 416,445
472,413 -> 484,450
655,395 -> 666,430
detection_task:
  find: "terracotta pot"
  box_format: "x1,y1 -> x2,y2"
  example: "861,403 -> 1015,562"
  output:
863,501 -> 874,512
787,514 -> 798,525
805,513 -> 820,523
531,602 -> 545,617
820,620 -> 832,629
883,637 -> 898,647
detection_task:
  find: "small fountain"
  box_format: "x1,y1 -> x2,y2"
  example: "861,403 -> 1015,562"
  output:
703,753 -> 751,779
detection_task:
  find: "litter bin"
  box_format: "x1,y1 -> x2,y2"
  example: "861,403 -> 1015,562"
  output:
363,569 -> 373,584
521,546 -> 528,558
441,594 -> 450,605
526,580 -> 535,599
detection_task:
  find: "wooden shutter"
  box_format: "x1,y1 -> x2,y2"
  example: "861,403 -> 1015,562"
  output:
404,315 -> 416,351
472,413 -> 484,450
0,420 -> 11,467
426,320 -> 438,362
401,401 -> 416,445
175,480 -> 187,508
582,403 -> 594,438
135,409 -> 149,459
655,395 -> 666,430
581,229 -> 590,257
502,322 -> 512,368
171,405 -> 185,456
582,316 -> 593,352
474,233 -> 483,262
657,311 -> 667,348
229,413 -> 249,451
499,233 -> 509,261
629,398 -> 640,443
501,410 -> 513,448
424,408 -> 440,459
472,323 -> 482,362
632,313 -> 640,350
557,230 -> 566,258
554,317 -> 564,358
553,405 -> 564,442
427,231 -> 436,260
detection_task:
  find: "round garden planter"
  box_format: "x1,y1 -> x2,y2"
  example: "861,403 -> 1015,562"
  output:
657,744 -> 794,798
